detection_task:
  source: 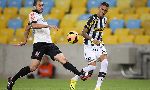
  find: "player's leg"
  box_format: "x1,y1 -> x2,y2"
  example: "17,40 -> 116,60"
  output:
70,62 -> 96,90
71,61 -> 96,81
95,54 -> 108,90
81,61 -> 96,80
70,45 -> 97,90
54,53 -> 82,76
54,53 -> 85,90
47,43 -> 82,76
78,45 -> 97,81
7,43 -> 45,90
7,59 -> 40,90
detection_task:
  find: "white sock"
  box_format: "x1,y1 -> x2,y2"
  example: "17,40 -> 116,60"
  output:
96,77 -> 104,88
71,75 -> 80,81
100,59 -> 108,73
96,59 -> 108,88
82,65 -> 96,72
71,65 -> 96,81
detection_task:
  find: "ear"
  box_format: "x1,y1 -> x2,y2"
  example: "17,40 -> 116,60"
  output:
98,5 -> 101,9
33,6 -> 36,10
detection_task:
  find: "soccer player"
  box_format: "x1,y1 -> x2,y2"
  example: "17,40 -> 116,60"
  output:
7,0 -> 83,90
70,2 -> 109,90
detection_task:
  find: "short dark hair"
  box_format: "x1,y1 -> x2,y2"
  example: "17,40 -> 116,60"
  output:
33,0 -> 42,6
101,2 -> 109,7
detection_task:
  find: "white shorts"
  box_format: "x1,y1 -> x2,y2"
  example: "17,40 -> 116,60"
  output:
84,44 -> 107,63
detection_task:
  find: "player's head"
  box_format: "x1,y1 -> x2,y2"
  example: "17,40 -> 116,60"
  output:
33,0 -> 44,13
98,2 -> 109,17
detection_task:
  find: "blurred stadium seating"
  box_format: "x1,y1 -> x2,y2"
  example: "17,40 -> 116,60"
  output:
47,19 -> 59,26
0,0 -> 149,44
126,19 -> 141,29
8,19 -> 22,30
109,19 -> 124,32
7,0 -> 22,9
0,0 -> 7,8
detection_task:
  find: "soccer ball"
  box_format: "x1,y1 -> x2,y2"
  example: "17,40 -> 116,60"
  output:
67,31 -> 78,44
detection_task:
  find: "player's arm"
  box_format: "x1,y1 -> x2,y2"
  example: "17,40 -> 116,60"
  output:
31,23 -> 58,30
14,25 -> 31,46
23,25 -> 31,43
81,16 -> 93,40
31,23 -> 48,29
82,28 -> 100,45
82,28 -> 92,40
104,17 -> 108,28
29,12 -> 58,30
20,25 -> 31,46
81,16 -> 100,45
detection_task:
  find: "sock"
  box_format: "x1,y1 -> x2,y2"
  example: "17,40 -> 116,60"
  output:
11,66 -> 31,83
96,77 -> 104,88
63,62 -> 81,76
82,65 -> 96,72
100,59 -> 108,73
96,72 -> 106,88
71,75 -> 79,81
96,59 -> 108,88
71,65 -> 96,81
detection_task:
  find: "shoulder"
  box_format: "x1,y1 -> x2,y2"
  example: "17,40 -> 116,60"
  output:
29,11 -> 38,16
88,14 -> 96,21
103,16 -> 107,24
103,16 -> 107,20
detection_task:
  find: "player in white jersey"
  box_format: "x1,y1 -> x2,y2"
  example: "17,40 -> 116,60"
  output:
7,0 -> 83,90
70,2 -> 109,90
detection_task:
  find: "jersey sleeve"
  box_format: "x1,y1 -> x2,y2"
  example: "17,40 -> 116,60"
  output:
29,12 -> 38,23
104,17 -> 107,24
84,15 -> 95,31
103,17 -> 107,27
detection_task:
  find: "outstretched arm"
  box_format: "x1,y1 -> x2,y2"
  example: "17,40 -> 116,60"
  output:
29,12 -> 58,30
23,25 -> 31,44
16,25 -> 31,46
31,23 -> 58,30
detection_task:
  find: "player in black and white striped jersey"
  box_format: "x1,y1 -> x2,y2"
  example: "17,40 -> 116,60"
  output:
70,2 -> 109,90
84,14 -> 107,46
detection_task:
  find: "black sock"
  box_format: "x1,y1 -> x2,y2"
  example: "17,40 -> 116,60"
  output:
63,62 -> 81,76
98,72 -> 106,78
12,66 -> 31,83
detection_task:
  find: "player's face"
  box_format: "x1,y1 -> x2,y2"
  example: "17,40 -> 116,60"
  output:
36,1 -> 44,13
98,5 -> 108,17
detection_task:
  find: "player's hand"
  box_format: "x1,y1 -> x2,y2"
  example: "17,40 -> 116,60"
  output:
49,25 -> 59,31
13,41 -> 27,46
92,39 -> 101,45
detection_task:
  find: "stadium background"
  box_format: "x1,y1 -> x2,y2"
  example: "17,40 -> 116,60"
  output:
0,0 -> 150,83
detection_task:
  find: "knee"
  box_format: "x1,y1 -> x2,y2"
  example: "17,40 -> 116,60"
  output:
29,65 -> 38,72
55,54 -> 67,64
88,61 -> 96,66
59,56 -> 67,64
98,72 -> 106,78
99,54 -> 107,62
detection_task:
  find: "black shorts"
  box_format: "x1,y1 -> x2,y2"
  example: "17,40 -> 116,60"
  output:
31,42 -> 62,61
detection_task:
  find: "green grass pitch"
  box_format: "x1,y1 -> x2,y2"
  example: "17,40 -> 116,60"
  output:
0,79 -> 150,90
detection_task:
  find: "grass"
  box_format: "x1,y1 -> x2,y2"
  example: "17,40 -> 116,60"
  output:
0,79 -> 150,90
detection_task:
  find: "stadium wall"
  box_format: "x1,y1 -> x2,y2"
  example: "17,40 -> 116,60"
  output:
0,44 -> 149,79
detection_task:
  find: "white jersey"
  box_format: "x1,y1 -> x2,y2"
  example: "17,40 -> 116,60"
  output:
29,10 -> 52,43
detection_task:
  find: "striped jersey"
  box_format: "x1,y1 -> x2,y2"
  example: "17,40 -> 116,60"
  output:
83,14 -> 107,45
